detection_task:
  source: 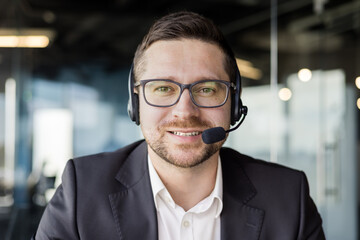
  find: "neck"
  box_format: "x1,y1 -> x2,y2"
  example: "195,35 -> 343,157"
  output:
149,147 -> 219,211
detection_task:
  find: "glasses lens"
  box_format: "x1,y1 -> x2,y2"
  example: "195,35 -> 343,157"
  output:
191,81 -> 228,107
144,80 -> 180,106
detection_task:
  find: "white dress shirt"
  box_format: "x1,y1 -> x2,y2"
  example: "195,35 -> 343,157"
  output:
148,156 -> 223,240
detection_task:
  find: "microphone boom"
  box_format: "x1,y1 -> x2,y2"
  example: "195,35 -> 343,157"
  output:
201,108 -> 247,144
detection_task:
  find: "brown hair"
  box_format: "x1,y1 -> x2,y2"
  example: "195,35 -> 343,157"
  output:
133,11 -> 237,83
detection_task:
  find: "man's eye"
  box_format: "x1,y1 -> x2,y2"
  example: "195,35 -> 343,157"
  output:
200,88 -> 215,93
155,86 -> 172,92
152,86 -> 177,96
195,87 -> 216,95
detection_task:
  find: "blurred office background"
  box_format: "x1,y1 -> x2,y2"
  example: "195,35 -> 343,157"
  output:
0,0 -> 359,239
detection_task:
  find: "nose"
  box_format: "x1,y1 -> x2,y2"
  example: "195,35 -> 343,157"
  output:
172,89 -> 199,119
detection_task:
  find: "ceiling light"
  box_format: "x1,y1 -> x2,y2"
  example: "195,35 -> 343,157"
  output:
298,68 -> 312,82
355,76 -> 360,89
0,28 -> 55,48
357,98 -> 360,110
0,36 -> 50,48
278,87 -> 292,101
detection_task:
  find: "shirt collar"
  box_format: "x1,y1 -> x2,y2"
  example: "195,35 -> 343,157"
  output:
148,155 -> 223,217
211,157 -> 223,218
148,155 -> 168,209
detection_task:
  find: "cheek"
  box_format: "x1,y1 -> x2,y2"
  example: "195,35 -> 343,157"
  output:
201,103 -> 231,127
224,99 -> 232,124
139,98 -> 165,128
139,99 -> 151,126
219,108 -> 232,126
221,102 -> 232,127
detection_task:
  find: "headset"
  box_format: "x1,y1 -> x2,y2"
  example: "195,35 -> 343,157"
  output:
127,63 -> 247,126
127,65 -> 140,125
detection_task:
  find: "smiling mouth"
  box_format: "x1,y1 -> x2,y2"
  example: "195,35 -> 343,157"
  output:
171,131 -> 202,136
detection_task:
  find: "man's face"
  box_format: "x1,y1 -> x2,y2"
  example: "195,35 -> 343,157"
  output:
138,39 -> 231,168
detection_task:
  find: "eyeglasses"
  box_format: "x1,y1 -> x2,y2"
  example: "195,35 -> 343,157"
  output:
135,79 -> 235,108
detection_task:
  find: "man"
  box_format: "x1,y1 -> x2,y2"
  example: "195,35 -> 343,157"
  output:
34,11 -> 325,239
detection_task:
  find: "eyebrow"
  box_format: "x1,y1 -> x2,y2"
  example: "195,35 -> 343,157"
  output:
139,75 -> 227,82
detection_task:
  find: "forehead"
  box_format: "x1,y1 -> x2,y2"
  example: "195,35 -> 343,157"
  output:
140,39 -> 228,81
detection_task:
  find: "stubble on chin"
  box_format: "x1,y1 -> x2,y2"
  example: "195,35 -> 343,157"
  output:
144,117 -> 225,168
149,140 -> 222,168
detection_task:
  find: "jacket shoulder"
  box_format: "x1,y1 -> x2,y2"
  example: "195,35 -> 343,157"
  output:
72,140 -> 146,168
220,147 -> 325,239
220,147 -> 306,194
65,139 -> 147,192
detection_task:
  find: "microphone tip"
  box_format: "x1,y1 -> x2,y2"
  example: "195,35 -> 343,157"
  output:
202,127 -> 226,144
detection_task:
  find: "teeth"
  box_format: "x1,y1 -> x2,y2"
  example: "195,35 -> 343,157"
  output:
172,131 -> 201,136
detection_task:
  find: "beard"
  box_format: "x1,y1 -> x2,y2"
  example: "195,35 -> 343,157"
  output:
144,116 -> 226,168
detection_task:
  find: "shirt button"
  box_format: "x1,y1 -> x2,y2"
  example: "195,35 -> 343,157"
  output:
183,220 -> 190,228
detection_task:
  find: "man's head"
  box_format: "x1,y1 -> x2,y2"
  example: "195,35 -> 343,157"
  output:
133,11 -> 237,85
130,11 -> 240,168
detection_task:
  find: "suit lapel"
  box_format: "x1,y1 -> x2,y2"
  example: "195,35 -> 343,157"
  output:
109,142 -> 158,240
220,148 -> 265,240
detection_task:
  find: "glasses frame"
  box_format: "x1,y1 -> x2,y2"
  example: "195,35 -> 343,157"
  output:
135,79 -> 236,108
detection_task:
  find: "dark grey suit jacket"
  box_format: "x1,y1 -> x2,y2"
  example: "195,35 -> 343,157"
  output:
34,140 -> 325,240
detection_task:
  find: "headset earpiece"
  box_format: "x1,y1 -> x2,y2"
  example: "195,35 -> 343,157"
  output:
231,67 -> 244,125
127,65 -> 140,125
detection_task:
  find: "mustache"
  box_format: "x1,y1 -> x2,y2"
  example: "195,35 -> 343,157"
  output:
160,116 -> 212,129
